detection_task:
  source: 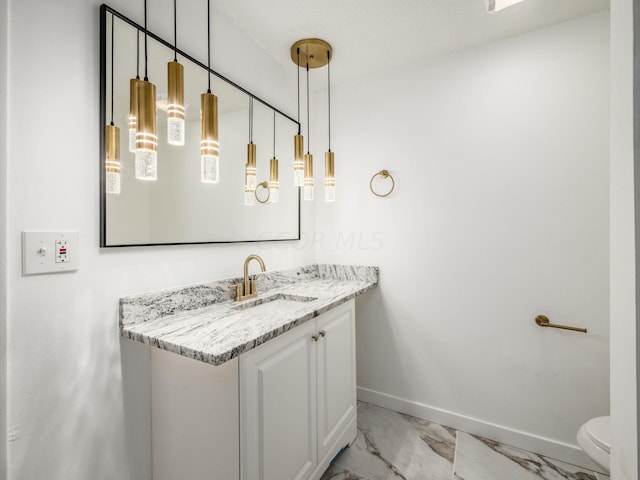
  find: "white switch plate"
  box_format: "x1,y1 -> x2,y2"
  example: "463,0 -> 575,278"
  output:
22,231 -> 79,275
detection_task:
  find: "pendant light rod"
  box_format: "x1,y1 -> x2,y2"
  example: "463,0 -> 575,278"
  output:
306,65 -> 310,153
249,96 -> 253,142
297,48 -> 301,135
144,0 -> 148,80
110,15 -> 115,125
207,0 -> 211,92
273,110 -> 276,157
173,0 -> 177,61
327,50 -> 331,152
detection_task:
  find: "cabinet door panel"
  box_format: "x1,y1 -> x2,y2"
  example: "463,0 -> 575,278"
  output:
316,302 -> 357,460
241,322 -> 317,480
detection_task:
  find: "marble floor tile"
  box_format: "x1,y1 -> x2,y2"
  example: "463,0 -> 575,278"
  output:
320,464 -> 373,480
332,402 -> 456,480
453,431 -> 600,480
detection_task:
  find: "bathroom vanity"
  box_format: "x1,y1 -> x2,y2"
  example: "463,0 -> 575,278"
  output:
120,264 -> 378,480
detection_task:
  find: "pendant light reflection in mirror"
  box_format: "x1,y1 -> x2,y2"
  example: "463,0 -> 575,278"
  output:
201,0 -> 220,183
167,0 -> 185,146
245,97 -> 257,206
134,0 -> 158,181
270,111 -> 279,203
128,32 -> 141,153
105,14 -> 121,194
290,39 -> 334,202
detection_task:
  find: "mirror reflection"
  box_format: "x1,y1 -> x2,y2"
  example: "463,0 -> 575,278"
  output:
102,8 -> 300,246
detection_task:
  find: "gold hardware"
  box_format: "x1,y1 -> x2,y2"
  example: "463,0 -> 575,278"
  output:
290,39 -> 333,69
105,124 -> 121,172
312,334 -> 320,342
167,61 -> 185,121
234,255 -> 266,302
136,79 -> 157,152
370,169 -> 395,197
247,142 -> 256,169
535,315 -> 587,334
319,330 -> 326,338
304,153 -> 314,181
200,92 -> 219,157
255,181 -> 270,204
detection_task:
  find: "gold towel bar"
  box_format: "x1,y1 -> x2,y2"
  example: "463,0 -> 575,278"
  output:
535,315 -> 587,334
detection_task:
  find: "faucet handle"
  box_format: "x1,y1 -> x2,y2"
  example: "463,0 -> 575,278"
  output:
232,283 -> 243,301
249,279 -> 257,295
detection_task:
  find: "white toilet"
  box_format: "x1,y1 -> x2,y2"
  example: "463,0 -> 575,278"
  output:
577,416 -> 611,474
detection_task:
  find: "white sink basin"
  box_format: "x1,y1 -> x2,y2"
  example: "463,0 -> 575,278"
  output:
234,294 -> 316,316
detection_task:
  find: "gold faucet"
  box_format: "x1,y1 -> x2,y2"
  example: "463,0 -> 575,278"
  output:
234,254 -> 266,301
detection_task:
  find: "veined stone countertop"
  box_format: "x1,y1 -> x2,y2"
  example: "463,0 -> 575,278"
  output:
119,264 -> 378,366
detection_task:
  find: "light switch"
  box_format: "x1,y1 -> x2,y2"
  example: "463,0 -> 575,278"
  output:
22,231 -> 79,275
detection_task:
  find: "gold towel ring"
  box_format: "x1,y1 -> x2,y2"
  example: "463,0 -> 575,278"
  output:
255,181 -> 270,204
370,170 -> 395,197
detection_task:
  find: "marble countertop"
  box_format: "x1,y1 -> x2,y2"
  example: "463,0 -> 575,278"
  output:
120,264 -> 378,366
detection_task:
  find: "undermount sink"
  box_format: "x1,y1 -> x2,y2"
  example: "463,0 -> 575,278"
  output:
234,294 -> 317,315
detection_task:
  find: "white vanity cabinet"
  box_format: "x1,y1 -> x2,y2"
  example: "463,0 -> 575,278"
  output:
240,300 -> 357,480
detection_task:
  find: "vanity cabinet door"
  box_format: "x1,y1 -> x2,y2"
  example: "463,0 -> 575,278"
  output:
240,320 -> 318,480
315,301 -> 357,461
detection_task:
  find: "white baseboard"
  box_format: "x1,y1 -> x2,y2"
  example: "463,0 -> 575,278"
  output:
356,386 -> 605,473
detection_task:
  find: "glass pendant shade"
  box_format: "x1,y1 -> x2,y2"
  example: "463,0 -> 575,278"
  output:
128,77 -> 141,152
244,181 -> 255,206
200,91 -> 220,183
105,124 -> 121,194
269,158 -> 279,203
303,153 -> 314,201
135,79 -> 158,180
167,61 -> 185,145
324,151 -> 335,202
294,134 -> 304,187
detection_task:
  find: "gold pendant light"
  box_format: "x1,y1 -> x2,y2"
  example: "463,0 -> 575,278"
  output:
201,0 -> 220,183
167,0 -> 185,146
201,91 -> 219,182
128,32 -> 141,153
269,111 -> 279,203
290,38 -> 333,202
106,124 -> 121,194
245,97 -> 257,206
325,151 -> 335,202
324,49 -> 335,202
106,15 -> 121,194
303,64 -> 313,201
135,0 -> 158,181
293,48 -> 304,187
129,77 -> 140,153
135,80 -> 158,180
304,152 -> 314,201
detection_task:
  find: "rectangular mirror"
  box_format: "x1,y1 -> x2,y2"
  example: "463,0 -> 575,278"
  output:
100,5 -> 300,246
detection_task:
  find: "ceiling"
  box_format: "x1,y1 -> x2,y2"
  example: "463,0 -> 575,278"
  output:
214,0 -> 610,86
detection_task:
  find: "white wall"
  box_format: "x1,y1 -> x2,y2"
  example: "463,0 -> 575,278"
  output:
5,0 -> 314,479
0,0 -> 8,476
610,0 -> 639,478
315,12 -> 610,465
